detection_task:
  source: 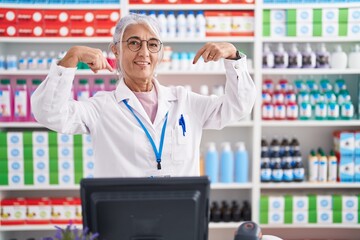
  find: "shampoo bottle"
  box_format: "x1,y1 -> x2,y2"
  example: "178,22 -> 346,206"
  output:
274,43 -> 288,68
330,45 -> 348,69
263,43 -> 275,68
316,43 -> 330,68
348,44 -> 360,69
205,142 -> 219,183
302,43 -> 316,68
220,142 -> 234,183
234,142 -> 248,183
288,43 -> 302,68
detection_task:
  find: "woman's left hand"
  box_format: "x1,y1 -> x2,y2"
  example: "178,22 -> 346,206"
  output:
193,42 -> 237,64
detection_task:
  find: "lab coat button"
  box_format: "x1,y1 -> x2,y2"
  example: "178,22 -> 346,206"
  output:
234,64 -> 240,69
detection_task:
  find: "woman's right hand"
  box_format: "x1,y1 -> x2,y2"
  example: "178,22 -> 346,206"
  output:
58,46 -> 114,73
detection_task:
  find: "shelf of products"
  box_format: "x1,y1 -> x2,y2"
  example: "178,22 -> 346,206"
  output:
0,1 -> 360,240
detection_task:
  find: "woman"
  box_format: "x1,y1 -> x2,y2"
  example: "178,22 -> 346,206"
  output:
31,13 -> 256,178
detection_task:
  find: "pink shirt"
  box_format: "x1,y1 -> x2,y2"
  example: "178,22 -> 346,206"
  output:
133,85 -> 158,123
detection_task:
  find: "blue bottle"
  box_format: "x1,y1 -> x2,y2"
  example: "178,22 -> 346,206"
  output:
234,142 -> 249,183
205,142 -> 219,183
220,142 -> 234,183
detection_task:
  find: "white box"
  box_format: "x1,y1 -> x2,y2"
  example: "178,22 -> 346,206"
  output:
297,23 -> 313,37
269,196 -> 285,211
7,146 -> 23,160
271,10 -> 286,23
58,159 -> 74,173
82,134 -> 93,146
317,210 -> 332,224
32,131 -> 49,146
317,195 -> 332,210
7,132 -> 23,146
8,159 -> 23,173
348,23 -> 360,37
348,8 -> 360,22
57,133 -> 73,146
342,196 -> 358,211
33,159 -> 49,173
58,146 -> 74,160
293,196 -> 309,211
83,146 -> 94,160
322,23 -> 338,37
58,171 -> 74,185
342,211 -> 358,224
34,172 -> 49,186
271,23 -> 286,37
322,8 -> 339,23
8,172 -> 24,186
83,159 -> 95,172
293,211 -> 308,224
33,146 -> 49,160
268,211 -> 284,224
297,8 -> 313,23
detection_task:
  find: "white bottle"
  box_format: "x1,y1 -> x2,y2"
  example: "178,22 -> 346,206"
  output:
170,52 -> 180,70
186,11 -> 196,38
157,11 -> 167,38
176,11 -> 187,38
28,51 -> 38,70
316,43 -> 330,68
167,11 -> 177,39
18,51 -> 28,70
288,43 -> 302,68
302,43 -> 316,68
330,45 -> 347,69
263,43 -> 274,68
148,10 -> 157,20
274,43 -> 288,68
348,44 -> 360,69
195,10 -> 206,38
47,51 -> 57,69
37,51 -> 48,70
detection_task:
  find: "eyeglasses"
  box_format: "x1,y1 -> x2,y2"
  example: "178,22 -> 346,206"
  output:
116,37 -> 163,53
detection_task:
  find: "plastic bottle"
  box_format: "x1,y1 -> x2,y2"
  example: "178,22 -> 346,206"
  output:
261,137 -> 269,153
157,11 -> 167,38
18,51 -> 28,70
271,159 -> 283,182
186,11 -> 196,38
220,142 -> 234,183
289,137 -> 300,154
286,102 -> 298,120
302,43 -> 316,68
108,78 -> 117,91
274,102 -> 286,120
260,152 -> 272,182
293,151 -> 305,182
6,54 -> 17,70
0,79 -> 13,122
76,79 -> 90,101
240,201 -> 252,221
205,142 -> 219,183
234,142 -> 248,183
297,90 -> 310,104
317,148 -> 327,182
270,137 -> 280,157
284,85 -> 296,105
330,45 -> 348,69
170,52 -> 180,70
14,79 -> 29,122
274,43 -> 288,68
348,44 -> 360,69
314,96 -> 327,120
261,103 -> 274,120
92,78 -> 105,97
167,11 -> 176,38
148,10 -> 157,20
29,79 -> 41,122
280,138 -> 290,156
327,150 -> 337,182
340,95 -> 354,120
37,51 -> 48,70
195,10 -> 206,38
327,101 -> 340,120
0,55 -> 5,70
47,51 -> 57,69
28,51 -> 38,70
176,11 -> 187,38
316,43 -> 330,68
308,149 -> 319,182
282,160 -> 294,182
263,43 -> 274,68
270,150 -> 282,172
288,43 -> 302,68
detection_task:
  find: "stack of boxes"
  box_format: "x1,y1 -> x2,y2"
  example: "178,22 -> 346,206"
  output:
263,8 -> 360,37
260,194 -> 360,225
333,131 -> 360,182
0,131 -> 95,186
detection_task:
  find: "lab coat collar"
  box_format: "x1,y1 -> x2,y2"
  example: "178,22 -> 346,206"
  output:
114,78 -> 177,128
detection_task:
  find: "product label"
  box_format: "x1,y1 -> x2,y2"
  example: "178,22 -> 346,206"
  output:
14,90 -> 27,117
0,90 -> 11,117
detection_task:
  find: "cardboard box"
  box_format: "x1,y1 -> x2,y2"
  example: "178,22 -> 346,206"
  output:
205,11 -> 232,36
26,198 -> 51,224
231,11 -> 254,36
0,198 -> 27,225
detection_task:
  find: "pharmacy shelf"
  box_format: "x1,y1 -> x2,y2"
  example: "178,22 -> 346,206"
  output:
260,182 -> 360,189
209,222 -> 240,229
211,183 -> 253,190
0,224 -> 82,232
0,37 -> 113,43
262,68 -> 360,75
0,3 -> 121,9
262,37 -> 360,43
0,186 -> 79,191
163,37 -> 255,43
129,4 -> 255,10
262,3 -> 360,9
0,122 -> 45,128
261,120 -> 360,127
261,224 -> 360,229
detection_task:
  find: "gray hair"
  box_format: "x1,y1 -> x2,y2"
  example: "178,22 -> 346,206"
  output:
110,13 -> 164,78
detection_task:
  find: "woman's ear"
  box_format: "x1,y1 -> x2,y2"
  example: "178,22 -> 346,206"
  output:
111,45 -> 119,57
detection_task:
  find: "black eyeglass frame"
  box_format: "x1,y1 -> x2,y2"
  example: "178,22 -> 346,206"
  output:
115,36 -> 163,53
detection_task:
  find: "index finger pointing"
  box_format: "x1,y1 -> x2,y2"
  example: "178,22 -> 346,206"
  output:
105,60 -> 114,72
193,47 -> 206,64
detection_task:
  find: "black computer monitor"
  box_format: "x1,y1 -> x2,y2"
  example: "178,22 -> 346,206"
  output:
80,176 -> 210,240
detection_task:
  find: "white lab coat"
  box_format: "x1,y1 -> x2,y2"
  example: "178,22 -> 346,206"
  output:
31,55 -> 256,178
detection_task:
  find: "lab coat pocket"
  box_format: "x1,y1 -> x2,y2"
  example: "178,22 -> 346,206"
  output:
172,114 -> 191,164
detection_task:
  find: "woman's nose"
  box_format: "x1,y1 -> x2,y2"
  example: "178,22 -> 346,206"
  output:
138,41 -> 150,56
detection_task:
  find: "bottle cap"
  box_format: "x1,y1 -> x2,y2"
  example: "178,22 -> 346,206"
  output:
95,79 -> 104,84
17,79 -> 26,85
235,142 -> 246,151
0,79 -> 10,84
79,79 -> 88,85
32,79 -> 41,85
207,142 -> 216,151
221,142 -> 232,151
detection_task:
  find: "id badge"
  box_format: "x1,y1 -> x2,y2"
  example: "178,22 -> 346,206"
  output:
145,167 -> 172,178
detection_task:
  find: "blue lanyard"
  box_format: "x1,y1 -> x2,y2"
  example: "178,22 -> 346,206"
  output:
123,100 -> 168,170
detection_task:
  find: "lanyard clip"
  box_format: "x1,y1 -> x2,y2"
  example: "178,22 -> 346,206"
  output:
157,162 -> 162,170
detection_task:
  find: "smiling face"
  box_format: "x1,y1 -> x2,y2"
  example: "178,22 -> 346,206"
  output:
120,24 -> 160,92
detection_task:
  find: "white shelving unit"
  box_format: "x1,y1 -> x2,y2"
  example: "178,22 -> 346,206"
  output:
0,1 -> 360,240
